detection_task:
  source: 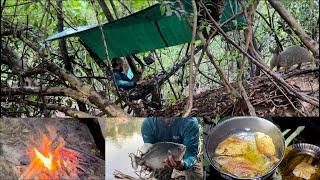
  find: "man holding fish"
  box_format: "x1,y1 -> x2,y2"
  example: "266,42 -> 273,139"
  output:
139,117 -> 202,179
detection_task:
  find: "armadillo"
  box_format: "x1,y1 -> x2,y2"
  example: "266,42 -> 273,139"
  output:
270,45 -> 314,71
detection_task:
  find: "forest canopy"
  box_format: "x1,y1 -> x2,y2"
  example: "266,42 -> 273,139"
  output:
1,0 -> 319,119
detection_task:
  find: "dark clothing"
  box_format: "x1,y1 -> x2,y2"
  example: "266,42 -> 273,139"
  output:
113,69 -> 135,90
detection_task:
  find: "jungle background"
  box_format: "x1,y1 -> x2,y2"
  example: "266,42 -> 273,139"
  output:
1,0 -> 319,120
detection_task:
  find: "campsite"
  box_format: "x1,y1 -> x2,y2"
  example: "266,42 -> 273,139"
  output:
1,0 -> 319,179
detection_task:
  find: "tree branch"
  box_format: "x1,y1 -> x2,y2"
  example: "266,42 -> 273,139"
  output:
183,0 -> 197,117
267,0 -> 319,56
2,18 -> 130,117
109,0 -> 119,19
1,96 -> 94,118
199,1 -> 319,107
1,87 -> 95,106
238,0 -> 259,115
98,0 -> 114,22
56,0 -> 72,72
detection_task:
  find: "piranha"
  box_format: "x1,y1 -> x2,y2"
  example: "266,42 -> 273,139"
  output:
129,142 -> 186,171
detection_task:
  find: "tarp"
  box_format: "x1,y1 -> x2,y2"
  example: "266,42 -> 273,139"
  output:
219,0 -> 246,31
46,0 -> 245,60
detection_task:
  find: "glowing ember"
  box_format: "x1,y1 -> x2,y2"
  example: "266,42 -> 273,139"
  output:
19,126 -> 81,179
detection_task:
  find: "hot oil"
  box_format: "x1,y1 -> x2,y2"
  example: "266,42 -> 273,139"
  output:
214,132 -> 279,178
244,143 -> 265,164
236,132 -> 255,141
232,132 -> 270,170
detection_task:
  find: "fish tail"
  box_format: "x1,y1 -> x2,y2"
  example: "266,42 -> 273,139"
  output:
129,153 -> 139,170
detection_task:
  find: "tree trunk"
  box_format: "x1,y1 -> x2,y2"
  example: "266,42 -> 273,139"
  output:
57,0 -> 72,71
98,0 -> 114,22
57,0 -> 87,113
252,36 -> 261,76
109,0 -> 119,19
79,39 -> 111,78
268,0 -> 319,57
242,0 -> 261,77
125,56 -> 140,78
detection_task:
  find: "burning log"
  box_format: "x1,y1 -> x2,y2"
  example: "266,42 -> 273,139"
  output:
0,117 -> 105,179
18,131 -> 81,180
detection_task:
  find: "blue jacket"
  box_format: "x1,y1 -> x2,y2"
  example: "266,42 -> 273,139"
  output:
113,70 -> 135,90
141,117 -> 199,169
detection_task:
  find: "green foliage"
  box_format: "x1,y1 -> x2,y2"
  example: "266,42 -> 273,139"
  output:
106,118 -> 143,141
27,95 -> 37,102
160,1 -> 173,15
130,0 -> 151,10
231,20 -> 238,27
1,0 -> 319,115
213,115 -> 221,124
248,0 -> 255,5
199,21 -> 212,35
160,0 -> 188,20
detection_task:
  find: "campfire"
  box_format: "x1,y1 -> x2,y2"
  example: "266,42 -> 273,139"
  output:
18,126 -> 82,180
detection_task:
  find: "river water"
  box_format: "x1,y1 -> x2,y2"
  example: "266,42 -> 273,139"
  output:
105,118 -> 144,179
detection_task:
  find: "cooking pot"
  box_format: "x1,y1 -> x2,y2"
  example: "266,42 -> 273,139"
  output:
205,116 -> 285,180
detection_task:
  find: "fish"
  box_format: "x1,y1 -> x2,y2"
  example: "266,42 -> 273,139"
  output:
254,132 -> 276,158
215,156 -> 267,177
213,132 -> 279,178
293,162 -> 317,179
129,142 -> 186,171
215,136 -> 251,156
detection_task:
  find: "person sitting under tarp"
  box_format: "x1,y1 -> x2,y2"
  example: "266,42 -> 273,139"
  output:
112,58 -> 162,109
112,58 -> 135,90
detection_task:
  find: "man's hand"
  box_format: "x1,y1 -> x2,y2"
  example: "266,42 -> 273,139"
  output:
135,80 -> 146,86
138,160 -> 152,171
164,155 -> 184,171
135,80 -> 143,86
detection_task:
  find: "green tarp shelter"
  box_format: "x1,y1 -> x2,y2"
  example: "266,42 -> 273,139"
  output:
46,0 -> 245,60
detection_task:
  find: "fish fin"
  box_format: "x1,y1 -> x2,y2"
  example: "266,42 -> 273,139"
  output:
129,153 -> 138,170
139,143 -> 153,154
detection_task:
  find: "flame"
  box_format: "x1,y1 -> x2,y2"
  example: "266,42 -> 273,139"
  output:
34,148 -> 53,170
18,126 -> 81,179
